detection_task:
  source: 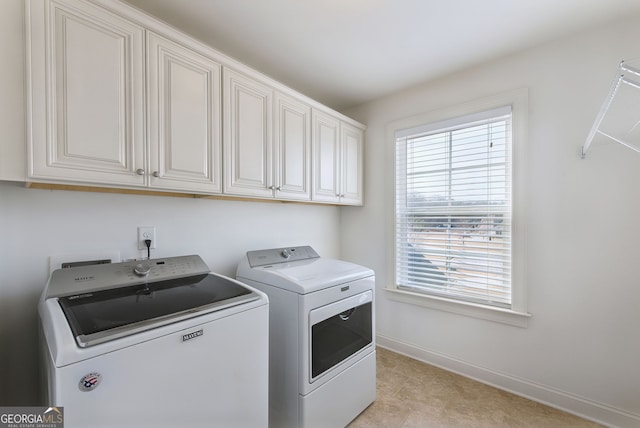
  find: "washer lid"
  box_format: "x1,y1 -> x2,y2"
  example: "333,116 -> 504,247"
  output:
58,272 -> 260,348
238,256 -> 373,294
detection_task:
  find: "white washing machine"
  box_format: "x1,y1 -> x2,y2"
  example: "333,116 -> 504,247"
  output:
236,246 -> 376,428
39,255 -> 269,428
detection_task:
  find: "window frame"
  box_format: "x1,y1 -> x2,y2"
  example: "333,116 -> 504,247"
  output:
385,89 -> 530,327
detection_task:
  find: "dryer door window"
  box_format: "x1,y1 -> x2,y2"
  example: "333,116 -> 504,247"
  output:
310,291 -> 373,380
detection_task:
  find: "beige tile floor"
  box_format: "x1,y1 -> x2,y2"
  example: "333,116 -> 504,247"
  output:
348,347 -> 603,428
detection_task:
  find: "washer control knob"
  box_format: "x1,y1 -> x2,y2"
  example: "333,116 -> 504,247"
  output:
134,263 -> 151,277
281,249 -> 291,259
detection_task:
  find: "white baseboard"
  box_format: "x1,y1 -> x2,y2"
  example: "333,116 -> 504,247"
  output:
377,334 -> 640,428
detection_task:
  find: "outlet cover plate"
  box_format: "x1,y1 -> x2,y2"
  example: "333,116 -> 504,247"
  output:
138,226 -> 157,250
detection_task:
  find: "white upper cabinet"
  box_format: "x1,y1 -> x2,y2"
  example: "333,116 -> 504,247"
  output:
25,0 -> 364,204
147,32 -> 222,193
312,110 -> 341,203
223,69 -> 312,200
26,0 -> 146,186
312,110 -> 364,205
274,92 -> 312,201
26,0 -> 222,193
223,68 -> 274,198
339,122 -> 364,205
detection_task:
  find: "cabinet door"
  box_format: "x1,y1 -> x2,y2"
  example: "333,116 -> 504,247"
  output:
223,69 -> 273,197
274,93 -> 311,201
147,32 -> 222,193
340,123 -> 364,205
312,110 -> 340,203
26,0 -> 145,185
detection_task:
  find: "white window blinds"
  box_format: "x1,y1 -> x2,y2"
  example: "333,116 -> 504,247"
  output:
395,106 -> 512,308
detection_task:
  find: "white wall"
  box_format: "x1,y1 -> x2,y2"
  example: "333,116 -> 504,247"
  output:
341,13 -> 640,428
0,0 -> 341,405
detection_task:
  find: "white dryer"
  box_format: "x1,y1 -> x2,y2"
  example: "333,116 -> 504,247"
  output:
236,246 -> 375,428
39,255 -> 269,428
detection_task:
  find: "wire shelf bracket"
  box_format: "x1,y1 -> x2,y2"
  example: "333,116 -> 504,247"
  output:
582,61 -> 640,158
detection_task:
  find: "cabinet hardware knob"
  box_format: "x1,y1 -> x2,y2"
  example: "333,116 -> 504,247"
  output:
153,171 -> 159,177
269,185 -> 275,190
136,168 -> 145,175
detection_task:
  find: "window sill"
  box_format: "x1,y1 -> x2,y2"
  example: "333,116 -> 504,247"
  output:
385,287 -> 531,328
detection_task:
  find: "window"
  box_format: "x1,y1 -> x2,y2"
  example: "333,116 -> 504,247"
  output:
389,90 -> 528,324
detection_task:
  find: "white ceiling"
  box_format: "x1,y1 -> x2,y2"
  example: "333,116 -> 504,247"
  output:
123,0 -> 640,110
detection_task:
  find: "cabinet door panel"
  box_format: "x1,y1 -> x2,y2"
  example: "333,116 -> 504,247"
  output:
312,110 -> 340,203
28,0 -> 145,185
223,69 -> 273,197
147,32 -> 221,193
340,123 -> 364,205
60,18 -> 122,164
275,93 -> 311,200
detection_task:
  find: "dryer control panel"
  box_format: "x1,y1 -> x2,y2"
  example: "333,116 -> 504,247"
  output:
247,246 -> 319,267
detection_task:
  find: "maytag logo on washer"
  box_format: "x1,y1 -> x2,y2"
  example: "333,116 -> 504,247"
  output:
78,372 -> 102,392
182,329 -> 203,342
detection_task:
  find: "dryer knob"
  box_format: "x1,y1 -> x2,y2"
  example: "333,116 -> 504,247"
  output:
281,249 -> 291,259
134,263 -> 151,277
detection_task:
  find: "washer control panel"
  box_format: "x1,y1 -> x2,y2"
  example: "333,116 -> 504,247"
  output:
247,246 -> 320,267
45,255 -> 211,298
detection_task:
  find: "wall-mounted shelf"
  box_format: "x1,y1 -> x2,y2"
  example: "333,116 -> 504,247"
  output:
582,60 -> 640,158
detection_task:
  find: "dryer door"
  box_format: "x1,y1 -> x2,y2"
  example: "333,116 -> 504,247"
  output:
309,290 -> 373,382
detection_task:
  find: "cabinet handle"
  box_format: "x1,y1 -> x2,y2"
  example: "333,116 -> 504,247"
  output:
152,171 -> 159,177
276,186 -> 281,191
136,168 -> 145,176
269,185 -> 275,190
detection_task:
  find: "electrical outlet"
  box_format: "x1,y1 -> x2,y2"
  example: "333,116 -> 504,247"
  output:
137,226 -> 157,250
